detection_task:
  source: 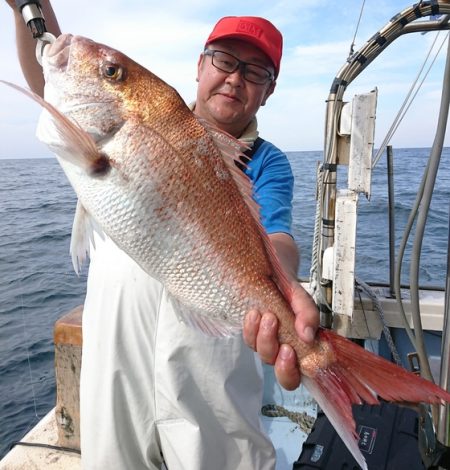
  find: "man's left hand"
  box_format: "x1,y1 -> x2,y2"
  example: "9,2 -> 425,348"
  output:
243,281 -> 319,391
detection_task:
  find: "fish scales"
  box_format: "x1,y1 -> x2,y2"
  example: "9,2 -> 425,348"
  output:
47,35 -> 283,329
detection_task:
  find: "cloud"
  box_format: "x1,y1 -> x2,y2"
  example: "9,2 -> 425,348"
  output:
1,0 -> 450,158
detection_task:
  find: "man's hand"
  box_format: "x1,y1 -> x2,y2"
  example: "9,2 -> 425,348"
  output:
243,281 -> 318,390
243,232 -> 319,391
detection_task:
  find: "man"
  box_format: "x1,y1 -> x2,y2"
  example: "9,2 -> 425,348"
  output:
8,2 -> 319,469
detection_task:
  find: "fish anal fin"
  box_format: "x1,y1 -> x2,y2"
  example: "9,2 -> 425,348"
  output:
302,375 -> 369,470
169,295 -> 241,337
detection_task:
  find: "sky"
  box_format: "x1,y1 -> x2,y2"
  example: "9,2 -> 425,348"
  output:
1,0 -> 450,158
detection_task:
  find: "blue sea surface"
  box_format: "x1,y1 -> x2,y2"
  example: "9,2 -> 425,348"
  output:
0,148 -> 449,458
291,147 -> 450,285
0,158 -> 88,458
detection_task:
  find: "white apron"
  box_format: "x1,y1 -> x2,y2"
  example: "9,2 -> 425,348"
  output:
80,233 -> 276,470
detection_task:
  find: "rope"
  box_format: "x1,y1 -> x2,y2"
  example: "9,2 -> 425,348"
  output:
261,404 -> 316,434
309,163 -> 324,301
355,278 -> 402,366
10,441 -> 81,455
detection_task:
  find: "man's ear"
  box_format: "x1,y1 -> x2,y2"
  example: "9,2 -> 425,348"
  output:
196,53 -> 205,82
261,80 -> 276,106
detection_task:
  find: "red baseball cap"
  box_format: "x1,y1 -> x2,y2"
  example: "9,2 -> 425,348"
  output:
205,16 -> 283,78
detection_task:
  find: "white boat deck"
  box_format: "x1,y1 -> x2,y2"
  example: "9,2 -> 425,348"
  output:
0,411 -> 81,470
0,364 -> 316,470
262,365 -> 317,469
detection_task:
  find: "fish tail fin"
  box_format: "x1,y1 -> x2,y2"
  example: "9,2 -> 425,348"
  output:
301,328 -> 450,470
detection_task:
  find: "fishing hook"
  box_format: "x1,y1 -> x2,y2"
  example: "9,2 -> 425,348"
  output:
35,32 -> 56,66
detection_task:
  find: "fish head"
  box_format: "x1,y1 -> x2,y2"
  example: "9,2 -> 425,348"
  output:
38,33 -> 191,164
40,33 -> 148,144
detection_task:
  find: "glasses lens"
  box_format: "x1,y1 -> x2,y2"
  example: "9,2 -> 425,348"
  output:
244,64 -> 272,84
206,50 -> 273,85
211,51 -> 239,73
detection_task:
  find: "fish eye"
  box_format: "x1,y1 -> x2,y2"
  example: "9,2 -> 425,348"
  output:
102,62 -> 125,81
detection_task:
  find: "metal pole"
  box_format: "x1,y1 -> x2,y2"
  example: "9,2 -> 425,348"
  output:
387,145 -> 396,297
438,204 -> 450,445
318,93 -> 340,328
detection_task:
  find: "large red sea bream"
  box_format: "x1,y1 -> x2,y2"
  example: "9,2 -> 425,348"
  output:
3,33 -> 450,470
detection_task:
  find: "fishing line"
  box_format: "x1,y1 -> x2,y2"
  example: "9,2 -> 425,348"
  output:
348,0 -> 366,58
13,268 -> 86,433
373,31 -> 449,168
355,287 -> 376,355
19,271 -> 40,424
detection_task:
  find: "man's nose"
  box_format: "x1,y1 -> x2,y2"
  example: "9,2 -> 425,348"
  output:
225,67 -> 245,85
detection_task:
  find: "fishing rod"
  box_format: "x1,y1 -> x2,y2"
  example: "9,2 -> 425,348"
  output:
15,0 -> 46,37
14,0 -> 56,64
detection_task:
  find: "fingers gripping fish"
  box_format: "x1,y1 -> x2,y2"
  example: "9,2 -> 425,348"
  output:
3,34 -> 450,470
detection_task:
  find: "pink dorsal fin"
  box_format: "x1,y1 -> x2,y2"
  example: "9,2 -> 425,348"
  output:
202,119 -> 293,302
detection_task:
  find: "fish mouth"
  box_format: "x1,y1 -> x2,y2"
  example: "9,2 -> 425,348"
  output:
43,33 -> 73,71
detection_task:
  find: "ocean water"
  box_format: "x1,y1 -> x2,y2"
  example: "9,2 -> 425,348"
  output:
0,147 -> 449,459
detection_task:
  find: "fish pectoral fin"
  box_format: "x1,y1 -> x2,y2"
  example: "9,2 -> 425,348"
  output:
70,200 -> 101,274
0,80 -> 104,173
169,295 -> 242,337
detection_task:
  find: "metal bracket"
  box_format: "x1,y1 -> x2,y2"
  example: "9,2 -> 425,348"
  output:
418,404 -> 450,469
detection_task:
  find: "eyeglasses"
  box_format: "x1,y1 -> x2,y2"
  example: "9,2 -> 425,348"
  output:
203,49 -> 274,85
